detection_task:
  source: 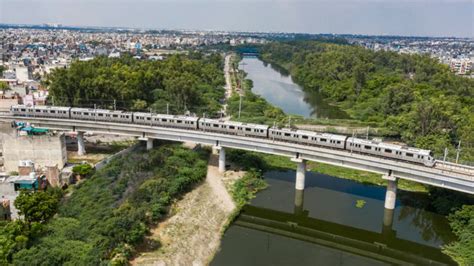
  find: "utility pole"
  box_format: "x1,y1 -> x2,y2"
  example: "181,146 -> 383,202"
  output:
443,147 -> 449,163
113,100 -> 116,111
366,126 -> 370,140
149,108 -> 153,126
455,141 -> 462,164
351,131 -> 355,155
238,94 -> 242,119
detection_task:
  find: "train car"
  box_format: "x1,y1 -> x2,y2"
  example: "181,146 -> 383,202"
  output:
269,128 -> 347,149
199,118 -> 268,138
346,137 -> 435,166
133,112 -> 198,129
70,108 -> 133,123
11,105 -> 70,119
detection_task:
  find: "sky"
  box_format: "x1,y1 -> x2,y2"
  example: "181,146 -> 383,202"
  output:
0,0 -> 473,37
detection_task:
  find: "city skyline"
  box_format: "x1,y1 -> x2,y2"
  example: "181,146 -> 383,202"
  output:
0,0 -> 473,38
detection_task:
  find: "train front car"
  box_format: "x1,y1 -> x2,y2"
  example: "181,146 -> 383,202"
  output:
346,137 -> 436,166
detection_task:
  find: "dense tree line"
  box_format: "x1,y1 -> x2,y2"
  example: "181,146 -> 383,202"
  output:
0,144 -> 208,265
260,41 -> 474,162
261,40 -> 474,264
45,52 -> 225,116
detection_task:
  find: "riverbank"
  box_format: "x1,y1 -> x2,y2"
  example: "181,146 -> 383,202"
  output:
230,56 -> 427,193
131,151 -> 247,265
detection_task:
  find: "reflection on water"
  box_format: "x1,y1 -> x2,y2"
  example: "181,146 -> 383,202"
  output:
240,57 -> 349,119
212,171 -> 455,265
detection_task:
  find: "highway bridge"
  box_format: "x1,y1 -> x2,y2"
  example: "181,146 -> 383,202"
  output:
1,114 -> 473,213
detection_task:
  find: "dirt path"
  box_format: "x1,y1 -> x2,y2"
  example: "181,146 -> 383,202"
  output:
131,153 -> 244,266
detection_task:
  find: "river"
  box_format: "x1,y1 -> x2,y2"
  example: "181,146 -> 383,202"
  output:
211,56 -> 455,265
238,56 -> 349,119
212,171 -> 455,265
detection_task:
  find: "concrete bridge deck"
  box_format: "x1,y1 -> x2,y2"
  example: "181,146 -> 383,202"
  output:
0,114 -> 472,196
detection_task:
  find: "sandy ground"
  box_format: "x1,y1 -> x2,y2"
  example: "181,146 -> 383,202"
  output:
131,152 -> 245,266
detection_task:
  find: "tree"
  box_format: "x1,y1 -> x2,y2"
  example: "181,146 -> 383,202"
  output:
0,81 -> 9,94
443,205 -> 474,265
72,164 -> 95,178
14,190 -> 62,224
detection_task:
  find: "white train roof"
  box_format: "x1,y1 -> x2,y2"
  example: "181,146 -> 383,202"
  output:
271,127 -> 347,141
200,118 -> 269,130
348,137 -> 432,154
134,112 -> 199,122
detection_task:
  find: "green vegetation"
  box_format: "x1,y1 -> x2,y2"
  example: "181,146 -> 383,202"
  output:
1,144 -> 208,265
355,200 -> 367,208
442,205 -> 474,265
72,164 -> 95,178
0,189 -> 63,264
260,41 -> 474,162
231,171 -> 268,208
46,52 -> 225,116
0,81 -> 9,93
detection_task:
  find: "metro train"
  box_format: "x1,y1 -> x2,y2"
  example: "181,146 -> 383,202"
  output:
10,105 -> 436,167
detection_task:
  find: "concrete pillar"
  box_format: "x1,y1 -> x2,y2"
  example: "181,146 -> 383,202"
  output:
77,131 -> 86,156
146,138 -> 153,151
382,208 -> 396,238
291,158 -> 306,190
383,175 -> 398,210
218,147 -> 226,173
294,189 -> 304,216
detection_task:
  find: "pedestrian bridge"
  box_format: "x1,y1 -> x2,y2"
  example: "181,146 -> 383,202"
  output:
1,114 -> 473,200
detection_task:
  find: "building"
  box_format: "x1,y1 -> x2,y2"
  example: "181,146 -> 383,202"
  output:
450,58 -> 472,75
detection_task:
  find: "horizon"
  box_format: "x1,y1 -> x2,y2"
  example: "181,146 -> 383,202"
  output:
0,0 -> 473,38
0,22 -> 471,40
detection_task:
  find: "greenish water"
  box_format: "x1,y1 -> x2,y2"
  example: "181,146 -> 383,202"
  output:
239,56 -> 349,119
212,171 -> 455,265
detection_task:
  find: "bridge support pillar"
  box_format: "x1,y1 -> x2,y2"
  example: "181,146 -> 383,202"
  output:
77,131 -> 86,156
291,158 -> 306,190
146,138 -> 153,151
294,189 -> 304,215
383,175 -> 398,210
218,147 -> 226,173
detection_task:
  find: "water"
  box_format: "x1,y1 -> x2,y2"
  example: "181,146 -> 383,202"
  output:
239,57 -> 349,119
212,171 -> 455,265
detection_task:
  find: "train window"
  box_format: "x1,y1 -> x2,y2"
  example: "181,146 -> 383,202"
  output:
385,149 -> 392,153
337,141 -> 341,144
113,115 -> 118,118
98,114 -> 104,117
364,145 -> 371,150
213,124 -> 219,127
21,109 -> 26,111
36,110 -> 40,112
245,128 -> 251,131
320,138 -> 327,142
302,135 -> 308,139
147,117 -> 151,120
162,119 -> 168,122
229,126 -> 235,129
190,122 -> 194,125
285,133 -> 291,137
51,110 -> 56,113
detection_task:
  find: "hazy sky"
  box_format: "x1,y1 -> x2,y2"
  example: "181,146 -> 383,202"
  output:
0,0 -> 473,37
